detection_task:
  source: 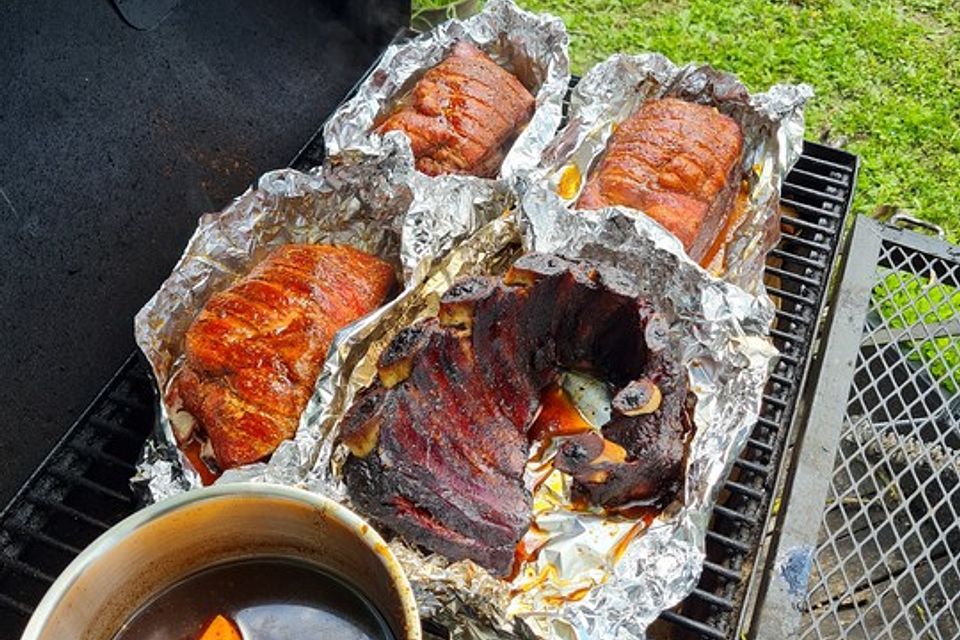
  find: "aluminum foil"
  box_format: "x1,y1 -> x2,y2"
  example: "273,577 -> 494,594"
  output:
323,0 -> 570,182
535,52 -> 812,294
299,174 -> 778,638
132,133 -> 512,501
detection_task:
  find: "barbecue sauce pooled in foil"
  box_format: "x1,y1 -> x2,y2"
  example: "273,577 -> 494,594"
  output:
112,557 -> 393,640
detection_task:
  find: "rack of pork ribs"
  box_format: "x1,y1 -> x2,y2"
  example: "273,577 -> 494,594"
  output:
374,41 -> 536,177
170,244 -> 395,476
578,98 -> 745,263
339,253 -> 692,576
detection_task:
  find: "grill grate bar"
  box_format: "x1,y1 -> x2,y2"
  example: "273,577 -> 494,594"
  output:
703,560 -> 742,582
794,154 -> 854,174
768,372 -> 795,387
765,265 -> 823,289
770,247 -> 827,270
0,557 -> 54,584
706,530 -> 752,553
762,394 -> 789,410
769,286 -> 818,307
105,391 -> 151,413
45,468 -> 133,504
733,457 -> 770,476
778,231 -> 832,253
769,328 -> 804,346
746,437 -> 775,454
24,494 -> 113,531
784,167 -> 850,189
659,610 -> 728,640
724,480 -> 766,501
65,443 -> 136,472
781,197 -> 842,221
2,524 -> 82,555
781,214 -> 838,236
772,306 -> 813,326
0,593 -> 33,617
691,588 -> 735,611
713,503 -> 759,524
88,415 -> 146,442
782,182 -> 846,205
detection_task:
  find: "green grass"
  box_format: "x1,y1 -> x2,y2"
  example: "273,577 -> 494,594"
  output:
875,270 -> 960,393
414,0 -> 960,241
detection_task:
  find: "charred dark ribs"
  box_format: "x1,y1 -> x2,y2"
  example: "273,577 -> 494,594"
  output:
339,254 -> 691,575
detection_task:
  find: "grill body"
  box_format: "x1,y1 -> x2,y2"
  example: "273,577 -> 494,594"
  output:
0,65 -> 859,640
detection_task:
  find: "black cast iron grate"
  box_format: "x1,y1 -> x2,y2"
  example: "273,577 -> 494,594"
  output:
0,94 -> 858,640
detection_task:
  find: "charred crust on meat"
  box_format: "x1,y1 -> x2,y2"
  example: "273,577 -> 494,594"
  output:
439,276 -> 496,329
342,252 -> 691,573
555,432 -> 604,473
612,379 -> 662,416
377,324 -> 433,388
503,253 -> 573,287
339,386 -> 386,458
644,312 -> 670,352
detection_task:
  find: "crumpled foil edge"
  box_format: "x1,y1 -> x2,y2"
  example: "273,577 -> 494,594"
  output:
323,0 -> 570,183
131,134 -> 511,502
535,51 -> 812,294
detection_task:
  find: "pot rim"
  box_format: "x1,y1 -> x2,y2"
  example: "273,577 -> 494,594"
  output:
20,482 -> 421,640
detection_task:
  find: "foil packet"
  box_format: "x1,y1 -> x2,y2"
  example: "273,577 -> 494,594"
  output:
534,52 -> 812,294
300,174 -> 778,638
132,134 -> 513,501
323,0 -> 570,182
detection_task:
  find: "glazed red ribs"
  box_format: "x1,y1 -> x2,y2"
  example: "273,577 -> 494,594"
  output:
578,98 -> 744,261
339,254 -> 690,576
171,244 -> 394,471
375,41 -> 535,177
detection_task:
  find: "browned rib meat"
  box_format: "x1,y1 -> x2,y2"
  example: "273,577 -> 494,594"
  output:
375,41 -> 535,177
578,98 -> 744,261
340,253 -> 690,575
172,245 -> 394,472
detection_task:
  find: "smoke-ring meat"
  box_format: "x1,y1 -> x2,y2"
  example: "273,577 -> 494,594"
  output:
339,253 -> 690,576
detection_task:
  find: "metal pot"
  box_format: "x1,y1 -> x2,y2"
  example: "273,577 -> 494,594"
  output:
20,483 -> 421,640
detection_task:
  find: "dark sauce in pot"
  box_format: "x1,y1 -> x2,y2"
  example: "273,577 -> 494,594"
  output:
112,557 -> 394,640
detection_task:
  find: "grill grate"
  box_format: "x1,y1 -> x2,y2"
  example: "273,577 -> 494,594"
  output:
646,142 -> 857,640
755,216 -> 960,639
0,90 -> 857,640
0,354 -> 154,635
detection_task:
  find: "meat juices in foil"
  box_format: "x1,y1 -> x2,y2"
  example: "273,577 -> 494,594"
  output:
534,52 -> 812,294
